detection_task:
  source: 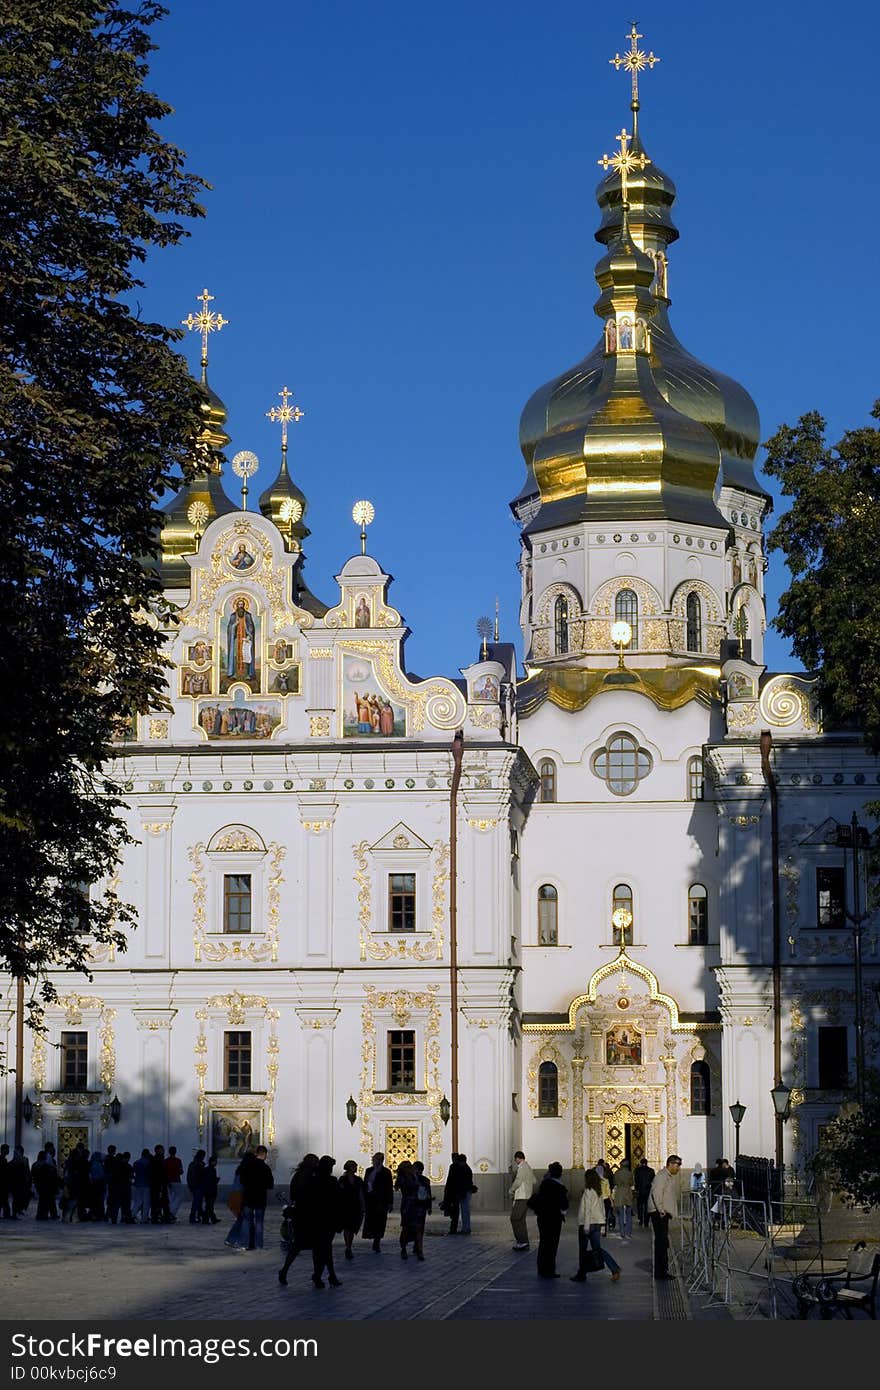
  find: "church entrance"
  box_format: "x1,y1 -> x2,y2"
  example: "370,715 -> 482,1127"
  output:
603,1105 -> 647,1168
57,1126 -> 89,1167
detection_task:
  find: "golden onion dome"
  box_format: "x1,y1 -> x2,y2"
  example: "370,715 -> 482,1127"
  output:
259,447 -> 310,546
154,370 -> 236,587
517,121 -> 767,520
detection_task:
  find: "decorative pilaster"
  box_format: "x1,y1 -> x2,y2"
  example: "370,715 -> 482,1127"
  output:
571,1054 -> 585,1170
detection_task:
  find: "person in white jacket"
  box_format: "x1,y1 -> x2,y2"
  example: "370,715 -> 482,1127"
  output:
509,1151 -> 535,1251
570,1169 -> 621,1282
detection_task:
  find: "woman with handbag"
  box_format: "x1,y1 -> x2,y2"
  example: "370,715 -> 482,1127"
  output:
571,1169 -> 621,1282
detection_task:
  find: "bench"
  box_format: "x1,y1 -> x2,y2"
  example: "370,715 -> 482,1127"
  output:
793,1242 -> 880,1320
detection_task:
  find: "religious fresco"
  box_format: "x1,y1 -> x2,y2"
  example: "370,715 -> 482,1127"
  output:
187,641 -> 213,666
471,674 -> 500,703
342,655 -> 405,737
354,594 -> 372,628
211,1110 -> 260,1161
268,664 -> 301,696
220,595 -> 260,695
271,640 -> 294,665
227,541 -> 257,572
606,1024 -> 642,1066
197,688 -> 282,740
181,666 -> 213,696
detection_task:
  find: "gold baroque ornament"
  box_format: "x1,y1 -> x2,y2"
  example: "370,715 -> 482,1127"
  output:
189,841 -> 283,962
44,996 -> 116,1128
726,702 -> 759,731
760,677 -> 819,730
729,814 -> 760,827
468,706 -> 502,730
213,828 -> 262,852
148,719 -> 168,740
309,648 -> 333,659
194,999 -> 279,1143
143,822 -> 172,836
527,1039 -> 570,1118
353,838 -> 448,960
359,986 -> 443,1175
302,820 -> 332,833
183,523 -> 315,634
467,818 -> 498,832
337,640 -> 465,732
590,575 -> 663,619
309,716 -> 331,738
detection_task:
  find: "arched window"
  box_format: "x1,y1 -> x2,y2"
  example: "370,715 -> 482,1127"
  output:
538,884 -> 559,945
686,593 -> 702,652
554,595 -> 570,655
538,1061 -> 559,1117
688,755 -> 704,801
690,1060 -> 711,1115
539,758 -> 557,803
615,588 -> 639,648
611,883 -> 634,946
688,884 -> 708,945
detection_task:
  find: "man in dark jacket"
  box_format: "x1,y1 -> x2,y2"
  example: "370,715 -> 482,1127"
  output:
187,1150 -> 207,1224
454,1153 -> 477,1235
149,1144 -> 171,1224
634,1157 -> 655,1228
361,1152 -> 394,1253
238,1145 -> 274,1250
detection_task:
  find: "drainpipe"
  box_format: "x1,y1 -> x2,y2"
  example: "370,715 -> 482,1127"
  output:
760,729 -> 784,1171
449,730 -> 464,1155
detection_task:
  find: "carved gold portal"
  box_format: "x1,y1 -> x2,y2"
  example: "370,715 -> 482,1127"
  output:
603,1105 -> 647,1167
360,987 -> 442,1178
384,1127 -> 419,1173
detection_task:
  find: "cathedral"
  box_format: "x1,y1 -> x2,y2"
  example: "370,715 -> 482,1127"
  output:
4,28 -> 878,1203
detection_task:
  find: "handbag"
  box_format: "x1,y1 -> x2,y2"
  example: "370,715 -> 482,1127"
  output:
581,1248 -> 604,1273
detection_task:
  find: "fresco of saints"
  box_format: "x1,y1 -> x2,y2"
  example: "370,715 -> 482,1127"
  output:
354,595 -> 371,628
604,317 -> 617,354
618,317 -> 634,350
226,597 -> 256,682
230,543 -> 255,571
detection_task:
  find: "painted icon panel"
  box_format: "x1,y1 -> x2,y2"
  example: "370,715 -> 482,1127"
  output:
342,655 -> 405,737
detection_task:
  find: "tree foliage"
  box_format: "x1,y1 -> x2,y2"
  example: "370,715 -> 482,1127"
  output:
764,403 -> 880,750
0,2 -> 207,1022
808,1098 -> 880,1210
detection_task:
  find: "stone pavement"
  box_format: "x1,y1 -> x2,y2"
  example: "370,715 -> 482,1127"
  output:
0,1209 -> 681,1321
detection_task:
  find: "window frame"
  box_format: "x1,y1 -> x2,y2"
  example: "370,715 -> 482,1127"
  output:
817,1025 -> 849,1090
690,1060 -> 711,1115
611,883 -> 634,946
539,758 -> 557,803
388,872 -> 417,932
60,1031 -> 88,1092
223,872 -> 253,935
615,588 -> 639,649
537,883 -> 559,946
816,865 -> 846,929
592,732 -> 652,796
538,1061 -> 559,1117
686,592 -> 702,652
687,755 -> 704,801
688,884 -> 708,945
387,1029 -> 417,1092
554,595 -> 570,655
223,1030 -> 253,1093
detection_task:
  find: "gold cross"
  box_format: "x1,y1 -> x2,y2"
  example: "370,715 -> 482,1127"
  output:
182,288 -> 228,369
266,385 -> 305,447
598,128 -> 651,207
609,22 -> 660,109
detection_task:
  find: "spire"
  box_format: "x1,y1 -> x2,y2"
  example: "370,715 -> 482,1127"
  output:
259,384 -> 309,545
609,22 -> 660,141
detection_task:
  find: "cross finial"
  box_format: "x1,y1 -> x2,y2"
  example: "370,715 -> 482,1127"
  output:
182,288 -> 228,372
598,128 -> 651,209
266,385 -> 305,450
609,22 -> 660,113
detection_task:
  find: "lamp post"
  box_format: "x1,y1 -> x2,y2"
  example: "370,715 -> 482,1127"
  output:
729,1100 -> 746,1165
610,620 -> 632,669
345,1095 -> 357,1127
770,1081 -> 792,1124
835,814 -> 871,1108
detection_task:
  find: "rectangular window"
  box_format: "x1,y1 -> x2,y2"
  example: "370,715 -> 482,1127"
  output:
224,1031 -> 252,1092
223,874 -> 252,934
816,867 -> 845,928
388,873 -> 416,932
817,1026 -> 848,1090
387,1029 -> 416,1090
688,895 -> 708,945
60,1032 -> 88,1091
688,758 -> 704,800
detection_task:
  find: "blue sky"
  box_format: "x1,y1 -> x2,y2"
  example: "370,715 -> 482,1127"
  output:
142,0 -> 877,680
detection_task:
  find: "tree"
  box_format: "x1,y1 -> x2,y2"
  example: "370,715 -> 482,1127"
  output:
808,1098 -> 880,1210
0,2 -> 208,1025
764,403 -> 880,751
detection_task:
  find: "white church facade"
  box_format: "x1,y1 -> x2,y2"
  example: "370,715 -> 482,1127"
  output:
3,35 -> 878,1203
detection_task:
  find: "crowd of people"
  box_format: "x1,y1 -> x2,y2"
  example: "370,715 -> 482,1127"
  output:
0,1141 -> 221,1225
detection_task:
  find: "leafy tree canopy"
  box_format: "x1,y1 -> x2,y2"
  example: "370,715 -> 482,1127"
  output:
808,1096 -> 880,1210
764,403 -> 880,751
0,1 -> 208,1024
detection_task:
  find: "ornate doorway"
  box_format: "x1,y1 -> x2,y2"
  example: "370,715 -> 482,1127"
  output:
57,1126 -> 89,1166
603,1105 -> 646,1167
384,1125 -> 418,1173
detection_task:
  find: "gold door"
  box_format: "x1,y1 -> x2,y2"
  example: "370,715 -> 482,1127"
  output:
603,1105 -> 646,1167
385,1126 -> 419,1174
57,1126 -> 89,1167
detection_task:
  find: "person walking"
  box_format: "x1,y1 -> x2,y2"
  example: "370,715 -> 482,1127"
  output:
307,1155 -> 343,1288
456,1153 -> 477,1235
10,1147 -> 31,1218
531,1161 -> 569,1278
165,1146 -> 184,1220
131,1149 -> 151,1224
361,1152 -> 394,1253
571,1169 -> 621,1282
634,1156 -> 655,1228
32,1152 -> 60,1220
278,1153 -> 319,1283
202,1155 -> 220,1224
238,1145 -> 274,1250
649,1154 -> 682,1280
104,1146 -> 123,1224
612,1158 -> 634,1242
149,1144 -> 171,1224
338,1160 -> 365,1262
595,1160 -> 614,1232
441,1153 -> 461,1234
409,1161 -> 432,1261
187,1150 -> 207,1224
509,1150 -> 536,1251
395,1160 -> 420,1259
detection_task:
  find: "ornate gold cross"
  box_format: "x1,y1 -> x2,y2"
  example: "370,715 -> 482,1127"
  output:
182,288 -> 228,370
609,22 -> 660,109
598,128 -> 651,207
266,385 -> 305,447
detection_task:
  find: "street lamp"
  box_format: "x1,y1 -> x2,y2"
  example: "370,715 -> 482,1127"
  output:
835,814 -> 872,1108
345,1095 -> 357,1126
439,1094 -> 451,1126
21,1094 -> 34,1127
610,620 -> 632,669
770,1081 -> 792,1123
109,1094 -> 122,1125
728,1100 -> 746,1165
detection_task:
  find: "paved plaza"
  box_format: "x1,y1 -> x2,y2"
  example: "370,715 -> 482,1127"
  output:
0,1209 -> 690,1321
